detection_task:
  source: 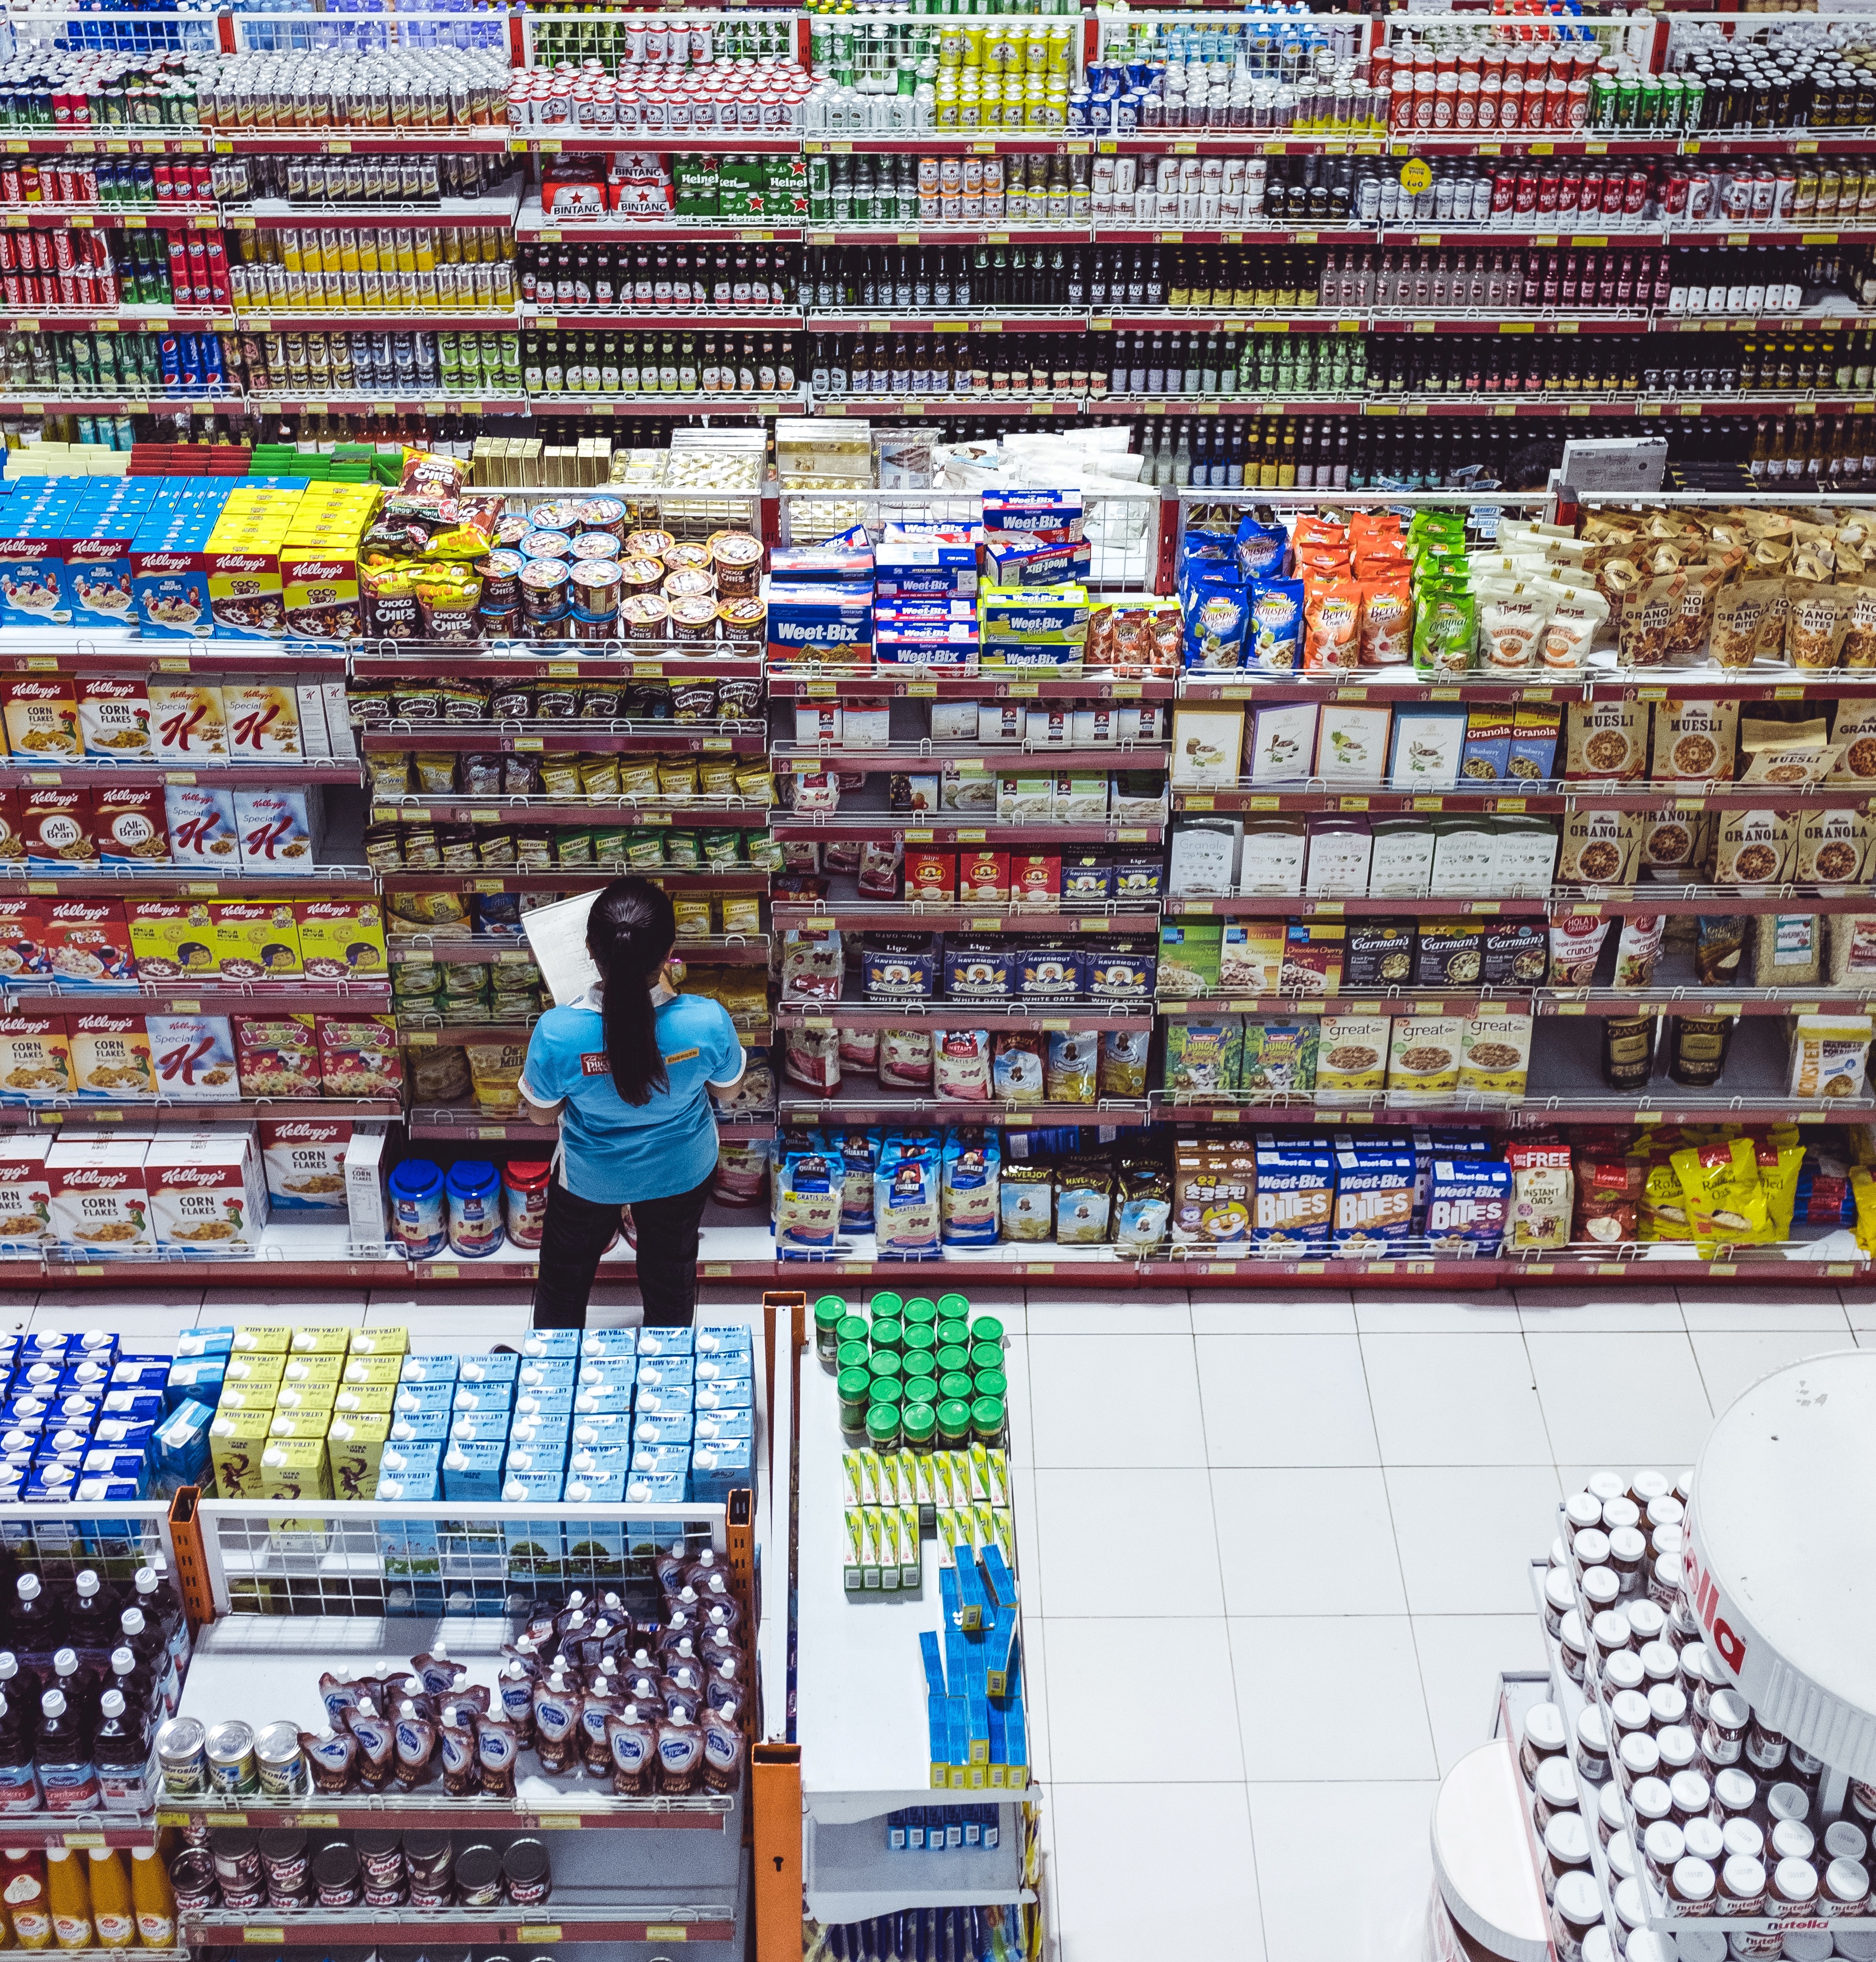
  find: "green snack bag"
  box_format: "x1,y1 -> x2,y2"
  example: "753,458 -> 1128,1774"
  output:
1414,590 -> 1479,676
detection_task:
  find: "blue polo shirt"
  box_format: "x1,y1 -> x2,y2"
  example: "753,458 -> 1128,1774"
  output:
520,986 -> 744,1205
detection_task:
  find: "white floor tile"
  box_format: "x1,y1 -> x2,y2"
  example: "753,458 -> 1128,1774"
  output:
1526,1331 -> 1712,1465
1030,1468 -> 1222,1618
1679,1286 -> 1850,1333
1043,1617 -> 1245,1781
1840,1288 -> 1876,1330
1050,1783 -> 1263,1962
1230,1617 -> 1436,1781
1195,1334 -> 1379,1467
1413,1614 -> 1548,1774
1024,1291 -> 1190,1336
176,1288 -> 365,1324
366,1288 -> 531,1342
1516,1284 -> 1684,1333
1012,1459 -> 1044,1622
1028,1333 -> 1204,1469
1354,1288 -> 1519,1332
1000,1333 -> 1036,1469
1386,1465 -> 1561,1616
1362,1333 -> 1550,1466
1192,1296 -> 1357,1336
1690,1328 -> 1860,1420
1019,1613 -> 1050,1784
1248,1781 -> 1438,1962
0,1295 -> 32,1333
1212,1468 -> 1407,1617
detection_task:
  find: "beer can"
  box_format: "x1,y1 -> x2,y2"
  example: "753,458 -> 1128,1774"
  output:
1623,168 -> 1650,217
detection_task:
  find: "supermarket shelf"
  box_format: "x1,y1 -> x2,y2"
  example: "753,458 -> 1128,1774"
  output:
768,670 -> 1176,701
769,906 -> 1158,933
181,1904 -> 738,1945
524,311 -> 804,332
232,312 -> 522,333
538,393 -> 808,417
162,1791 -> 730,1830
806,313 -> 1089,334
377,870 -> 769,894
0,760 -> 360,787
779,1095 -> 1153,1128
0,133 -> 207,155
806,227 -> 1081,248
816,398 -> 1085,419
227,192 -> 521,227
407,1106 -> 773,1142
1171,668 -> 1876,702
775,747 -> 1166,774
349,650 -> 765,680
361,725 -> 766,754
9,311 -> 233,334
0,1826 -> 160,1851
519,217 -> 804,244
1162,889 -> 1876,918
1155,994 -> 1492,1020
0,637 -> 350,677
0,869 -> 377,896
371,800 -> 774,826
1168,784 -> 1873,814
776,1002 -> 1153,1032
2,983 -> 390,1013
0,1096 -> 400,1127
210,130 -> 515,154
1092,228 -> 1379,248
391,934 -> 767,967
0,396 -> 236,417
245,395 -> 530,418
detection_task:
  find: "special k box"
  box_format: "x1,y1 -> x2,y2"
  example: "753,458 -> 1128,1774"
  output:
0,1015 -> 74,1102
147,683 -> 228,759
145,1014 -> 238,1102
45,1136 -> 154,1259
147,1133 -> 267,1255
259,1117 -> 352,1212
295,899 -> 386,981
68,1011 -> 155,1103
0,1134 -> 51,1252
126,899 -> 217,982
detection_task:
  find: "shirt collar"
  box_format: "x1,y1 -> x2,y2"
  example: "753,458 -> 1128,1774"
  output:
582,981 -> 675,1010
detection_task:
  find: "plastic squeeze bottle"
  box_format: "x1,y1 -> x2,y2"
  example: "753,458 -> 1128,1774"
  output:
129,1848 -> 175,1950
86,1851 -> 131,1951
3,1847 -> 52,1948
44,1849 -> 90,1950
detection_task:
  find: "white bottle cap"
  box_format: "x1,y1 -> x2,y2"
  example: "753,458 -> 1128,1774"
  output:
99,1691 -> 124,1718
40,1690 -> 64,1717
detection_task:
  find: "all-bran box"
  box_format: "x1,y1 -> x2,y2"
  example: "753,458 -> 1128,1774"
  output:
22,785 -> 95,866
93,785 -> 169,867
68,1011 -> 156,1102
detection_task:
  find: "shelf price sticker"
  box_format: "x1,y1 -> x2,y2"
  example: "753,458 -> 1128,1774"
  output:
1398,157 -> 1433,197
242,1932 -> 284,1945
518,1930 -> 563,1943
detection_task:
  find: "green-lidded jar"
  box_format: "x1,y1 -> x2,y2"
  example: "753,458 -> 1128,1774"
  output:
837,1367 -> 873,1437
904,1297 -> 939,1330
866,1404 -> 901,1450
971,1395 -> 1007,1448
936,1319 -> 970,1351
903,1325 -> 938,1360
936,1292 -> 970,1321
836,1314 -> 870,1351
968,1342 -> 1005,1376
901,1402 -> 938,1453
936,1398 -> 973,1450
974,1367 -> 1008,1402
869,1351 -> 904,1384
871,1316 -> 905,1356
869,1376 -> 905,1410
869,1290 -> 905,1320
938,1371 -> 975,1404
837,1340 -> 872,1373
935,1343 -> 971,1376
903,1351 -> 938,1391
970,1314 -> 1006,1350
814,1296 -> 846,1367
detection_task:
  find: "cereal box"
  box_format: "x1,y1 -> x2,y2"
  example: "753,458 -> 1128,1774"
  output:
213,901 -> 302,982
234,1015 -> 320,1098
68,1012 -> 156,1102
0,896 -> 48,987
45,1137 -> 153,1259
164,784 -> 240,871
295,899 -> 386,982
222,685 -> 302,758
0,1016 -> 75,1102
76,676 -> 152,760
0,677 -> 79,760
259,1117 -> 352,1211
1250,1144 -> 1335,1252
0,1134 -> 51,1252
92,785 -> 169,867
22,785 -> 96,866
234,788 -> 317,874
146,1133 -> 268,1256
1316,1015 -> 1392,1106
314,1015 -> 401,1100
147,684 -> 228,759
1331,1147 -> 1417,1253
42,897 -> 136,990
125,899 -> 217,982
145,1014 -> 239,1102
0,785 -> 21,862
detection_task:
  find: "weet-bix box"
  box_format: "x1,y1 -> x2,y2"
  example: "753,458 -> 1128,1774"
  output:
982,489 -> 1085,540
765,581 -> 873,664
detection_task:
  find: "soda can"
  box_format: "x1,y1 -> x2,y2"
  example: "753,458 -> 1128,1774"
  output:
1614,75 -> 1639,128
186,236 -> 209,304
152,160 -> 174,202
1662,169 -> 1690,218
1557,167 -> 1583,217
201,332 -> 223,385
133,159 -> 155,203
74,271 -> 95,309
49,227 -> 74,273
0,230 -> 17,275
177,333 -> 201,385
53,165 -> 79,205
1600,171 -> 1626,217
0,273 -> 21,309
0,165 -> 18,205
1636,76 -> 1663,129
55,268 -> 78,308
1514,167 -> 1540,215
190,161 -> 212,202
72,165 -> 96,205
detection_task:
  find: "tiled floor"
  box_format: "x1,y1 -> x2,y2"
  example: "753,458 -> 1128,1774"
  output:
9,1277 -> 1866,1961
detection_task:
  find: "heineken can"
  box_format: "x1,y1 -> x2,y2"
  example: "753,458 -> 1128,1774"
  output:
1613,73 -> 1640,128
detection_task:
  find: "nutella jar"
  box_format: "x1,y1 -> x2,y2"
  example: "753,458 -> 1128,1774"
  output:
1581,1567 -> 1622,1615
1594,1609 -> 1635,1660
1574,1525 -> 1613,1570
1669,1856 -> 1717,1917
1575,1708 -> 1611,1785
1855,1781 -> 1876,1829
1712,1767 -> 1757,1828
1604,1653 -> 1646,1701
1603,1495 -> 1642,1535
1703,1689 -> 1751,1766
1769,1786 -> 1814,1834
1649,1552 -> 1686,1609
1598,1782 -> 1625,1847
1609,1527 -> 1648,1595
1646,1493 -> 1685,1541
1648,1683 -> 1689,1731
1790,1742 -> 1826,1781
1638,1639 -> 1681,1693
1545,1811 -> 1593,1897
1670,1770 -> 1714,1827
1543,1570 -> 1577,1637
1771,1856 -> 1821,1921
1533,1756 -> 1581,1835
1559,1612 -> 1589,1686
1835,1934 -> 1876,1962
1772,1819 -> 1817,1866
1522,1704 -> 1569,1783
1825,1820 -> 1869,1866
1629,1468 -> 1672,1509
1683,1817 -> 1725,1869
1619,1732 -> 1661,1783
1612,1877 -> 1645,1937
1609,1689 -> 1653,1743
1587,1472 -> 1628,1506
1530,1758 -> 1578,1828
1626,1600 -> 1670,1648
1566,1493 -> 1603,1535
1822,1857 -> 1871,1919
1718,1855 -> 1767,1916
1744,1715 -> 1789,1774
1722,1817 -> 1765,1864
1656,1725 -> 1698,1774
1605,1832 -> 1638,1887
1551,1871 -> 1603,1962
1630,1776 -> 1672,1837
1681,1645 -> 1716,1723
1642,1818 -> 1685,1881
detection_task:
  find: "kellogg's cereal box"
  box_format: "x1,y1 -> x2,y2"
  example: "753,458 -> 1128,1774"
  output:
0,1016 -> 74,1102
295,899 -> 386,981
76,676 -> 152,759
45,1136 -> 153,1258
259,1117 -> 352,1212
125,899 -> 217,982
41,897 -> 135,990
0,677 -> 77,760
146,1133 -> 268,1255
67,1011 -> 156,1103
0,1134 -> 51,1252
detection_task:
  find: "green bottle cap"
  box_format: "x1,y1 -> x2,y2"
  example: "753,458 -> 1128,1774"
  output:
901,1402 -> 938,1445
814,1296 -> 846,1330
869,1290 -> 905,1319
936,1398 -> 973,1445
902,1351 -> 938,1385
970,1315 -> 1005,1348
904,1297 -> 939,1327
938,1371 -> 975,1403
836,1315 -> 870,1348
836,1367 -> 873,1424
935,1320 -> 970,1351
971,1395 -> 1006,1443
968,1343 -> 1004,1375
871,1317 -> 905,1355
868,1351 -> 903,1383
868,1376 -> 905,1409
936,1292 -> 970,1320
974,1367 -> 1008,1400
865,1405 -> 901,1448
903,1325 -> 938,1357
935,1343 -> 971,1374
837,1341 -> 872,1372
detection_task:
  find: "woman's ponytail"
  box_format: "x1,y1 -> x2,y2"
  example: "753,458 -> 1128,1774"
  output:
584,876 -> 677,1106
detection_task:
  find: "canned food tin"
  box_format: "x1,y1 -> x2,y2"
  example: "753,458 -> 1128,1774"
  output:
168,1849 -> 217,1913
204,1720 -> 257,1795
520,528 -> 573,562
254,1721 -> 308,1799
156,1715 -> 207,1796
257,1826 -> 309,1893
209,1827 -> 261,1888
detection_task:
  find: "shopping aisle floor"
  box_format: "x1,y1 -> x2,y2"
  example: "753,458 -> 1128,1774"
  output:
13,1276 -> 1873,1961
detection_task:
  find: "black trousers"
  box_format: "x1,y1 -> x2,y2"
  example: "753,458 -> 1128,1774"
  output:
530,1168 -> 714,1330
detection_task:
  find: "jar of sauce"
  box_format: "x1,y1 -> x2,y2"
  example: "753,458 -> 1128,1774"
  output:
1565,1493 -> 1603,1535
1630,1776 -> 1672,1838
1723,1817 -> 1765,1864
1603,1494 -> 1642,1534
1769,1787 -> 1813,1836
1827,1821 -> 1870,1866
1683,1818 -> 1725,1869
1638,1638 -> 1680,1692
1608,1527 -> 1647,1594
1592,1607 -> 1634,1658
1603,1652 -> 1645,1700
1608,1688 -> 1652,1743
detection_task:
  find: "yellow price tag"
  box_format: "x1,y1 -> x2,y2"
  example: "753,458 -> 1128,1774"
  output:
1398,156 -> 1433,196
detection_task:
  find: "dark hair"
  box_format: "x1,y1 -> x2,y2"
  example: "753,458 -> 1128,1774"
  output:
585,876 -> 677,1106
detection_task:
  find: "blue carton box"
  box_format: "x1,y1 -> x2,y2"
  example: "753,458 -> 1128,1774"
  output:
152,1397 -> 213,1498
768,528 -> 875,583
634,1327 -> 693,1359
387,1411 -> 450,1447
109,1359 -> 171,1392
694,1356 -> 751,1388
695,1322 -> 752,1357
440,1438 -> 504,1502
450,1383 -> 513,1418
576,1358 -> 636,1396
624,1472 -> 686,1506
399,1353 -> 460,1385
635,1358 -> 694,1391
457,1351 -> 519,1386
765,580 -> 873,663
378,1441 -> 442,1485
394,1381 -> 455,1419
520,1330 -> 580,1360
690,1440 -> 751,1504
629,1411 -> 691,1449
567,1443 -> 634,1481
513,1388 -> 573,1421
446,1413 -> 509,1449
87,1418 -> 154,1453
694,1380 -> 753,1414
59,1359 -> 114,1393
629,1442 -> 690,1482
571,1411 -> 632,1449
176,1328 -> 233,1358
572,1384 -> 635,1420
515,1356 -> 575,1392
98,1390 -> 163,1426
165,1357 -> 225,1408
692,1410 -> 754,1446
581,1329 -> 637,1359
633,1385 -> 694,1419
501,1440 -> 567,1482
506,1415 -> 571,1461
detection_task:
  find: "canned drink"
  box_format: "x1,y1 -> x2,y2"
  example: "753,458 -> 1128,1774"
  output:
1661,170 -> 1690,218
152,160 -> 173,201
55,269 -> 77,308
156,1715 -> 207,1796
1614,74 -> 1639,128
0,232 -> 15,276
1537,169 -> 1560,214
204,1720 -> 258,1795
1623,168 -> 1650,218
49,228 -> 74,274
1601,170 -> 1626,218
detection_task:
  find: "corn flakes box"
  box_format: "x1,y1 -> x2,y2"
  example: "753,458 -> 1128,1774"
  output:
1,677 -> 79,760
0,1016 -> 74,1103
68,1012 -> 156,1102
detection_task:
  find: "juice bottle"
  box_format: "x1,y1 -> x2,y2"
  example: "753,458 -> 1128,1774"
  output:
0,1692 -> 39,1814
2,1849 -> 51,1948
129,1851 -> 174,1951
93,1695 -> 144,1815
85,1851 -> 131,1950
34,1696 -> 97,1815
42,1851 -> 87,1951
10,1581 -> 56,1671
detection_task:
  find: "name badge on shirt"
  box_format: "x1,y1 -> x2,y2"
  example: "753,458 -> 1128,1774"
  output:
663,1047 -> 700,1064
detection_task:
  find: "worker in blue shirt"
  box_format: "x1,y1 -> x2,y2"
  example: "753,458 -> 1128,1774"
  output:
520,876 -> 744,1328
